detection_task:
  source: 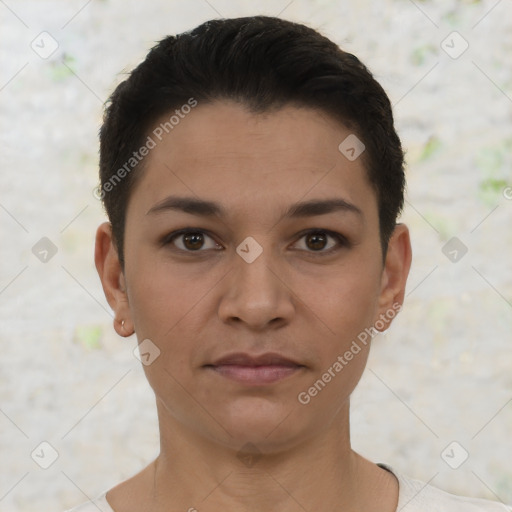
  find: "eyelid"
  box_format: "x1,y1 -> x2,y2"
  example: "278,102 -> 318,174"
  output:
161,227 -> 349,254
291,228 -> 349,255
160,228 -> 221,250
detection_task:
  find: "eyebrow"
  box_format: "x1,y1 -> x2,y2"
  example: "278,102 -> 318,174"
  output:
146,195 -> 363,220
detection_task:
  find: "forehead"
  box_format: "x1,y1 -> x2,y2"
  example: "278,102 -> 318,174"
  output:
130,101 -> 377,224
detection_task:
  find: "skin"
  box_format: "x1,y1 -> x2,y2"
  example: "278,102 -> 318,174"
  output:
95,101 -> 412,512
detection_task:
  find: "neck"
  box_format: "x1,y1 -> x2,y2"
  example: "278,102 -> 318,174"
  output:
146,398 -> 389,512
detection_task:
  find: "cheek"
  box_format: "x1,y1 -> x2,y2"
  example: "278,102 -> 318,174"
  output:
295,272 -> 378,414
125,266 -> 202,398
306,262 -> 381,340
124,252 -> 226,372
299,261 -> 380,384
124,241 -> 196,327
126,265 -> 201,340
126,269 -> 172,339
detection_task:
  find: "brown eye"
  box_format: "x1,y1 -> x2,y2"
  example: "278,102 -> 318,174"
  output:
182,232 -> 205,250
164,230 -> 222,252
293,229 -> 348,255
305,232 -> 329,251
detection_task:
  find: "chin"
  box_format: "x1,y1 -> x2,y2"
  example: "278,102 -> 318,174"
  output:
211,401 -> 307,451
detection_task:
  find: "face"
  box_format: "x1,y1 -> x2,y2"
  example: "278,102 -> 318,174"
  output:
96,100 -> 411,453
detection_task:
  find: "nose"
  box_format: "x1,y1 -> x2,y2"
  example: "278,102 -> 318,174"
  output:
217,245 -> 295,331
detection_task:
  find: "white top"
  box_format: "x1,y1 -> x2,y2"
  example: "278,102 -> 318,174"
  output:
64,463 -> 512,512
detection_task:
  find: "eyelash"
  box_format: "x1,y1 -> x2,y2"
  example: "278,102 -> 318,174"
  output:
161,228 -> 350,257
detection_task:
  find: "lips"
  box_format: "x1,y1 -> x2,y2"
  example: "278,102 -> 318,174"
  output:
205,352 -> 305,386
209,352 -> 302,367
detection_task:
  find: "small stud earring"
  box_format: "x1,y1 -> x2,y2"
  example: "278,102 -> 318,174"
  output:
121,320 -> 125,330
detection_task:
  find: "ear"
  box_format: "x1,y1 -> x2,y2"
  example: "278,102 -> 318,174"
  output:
94,222 -> 133,337
374,223 -> 412,331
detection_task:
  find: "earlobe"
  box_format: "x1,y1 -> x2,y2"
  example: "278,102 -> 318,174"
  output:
376,223 -> 412,331
94,222 -> 134,337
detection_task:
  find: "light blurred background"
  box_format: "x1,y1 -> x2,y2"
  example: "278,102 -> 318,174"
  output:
1,0 -> 511,510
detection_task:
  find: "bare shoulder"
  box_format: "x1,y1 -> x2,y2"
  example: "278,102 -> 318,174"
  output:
104,462 -> 156,512
64,462 -> 156,512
